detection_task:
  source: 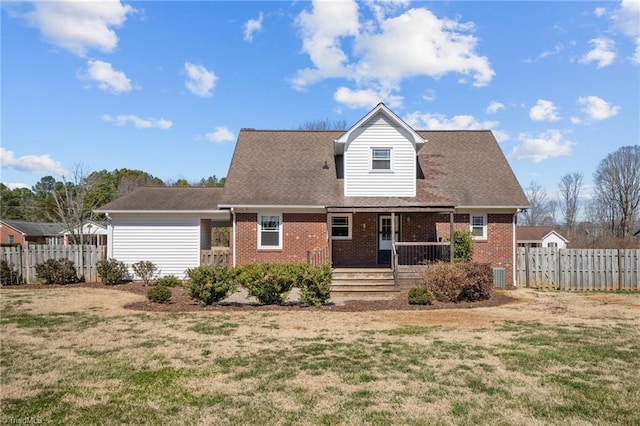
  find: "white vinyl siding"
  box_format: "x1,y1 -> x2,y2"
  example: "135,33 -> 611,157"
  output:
111,215 -> 201,278
344,112 -> 416,197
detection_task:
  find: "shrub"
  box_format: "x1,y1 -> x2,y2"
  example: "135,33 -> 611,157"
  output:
236,263 -> 297,305
34,259 -> 79,285
296,263 -> 332,307
0,260 -> 22,286
458,262 -> 493,302
131,260 -> 158,286
147,285 -> 172,304
186,265 -> 236,306
97,258 -> 128,285
157,275 -> 182,287
419,261 -> 493,303
451,230 -> 474,262
408,286 -> 434,305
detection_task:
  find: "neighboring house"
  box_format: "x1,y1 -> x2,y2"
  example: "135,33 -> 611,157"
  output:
516,226 -> 568,249
61,221 -> 109,246
0,219 -> 65,245
0,219 -> 108,246
98,104 -> 530,285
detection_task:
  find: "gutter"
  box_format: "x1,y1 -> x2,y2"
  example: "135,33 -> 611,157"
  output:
231,207 -> 237,268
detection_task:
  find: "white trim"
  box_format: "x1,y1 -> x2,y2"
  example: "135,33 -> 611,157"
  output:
335,103 -> 426,146
95,209 -> 228,214
470,213 -> 488,240
231,207 -> 237,267
329,213 -> 352,240
257,212 -> 282,250
512,213 -> 517,287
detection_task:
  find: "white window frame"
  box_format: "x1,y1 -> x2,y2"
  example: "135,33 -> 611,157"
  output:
330,213 -> 352,240
258,212 -> 282,250
7,235 -> 15,244
470,214 -> 487,240
371,147 -> 392,172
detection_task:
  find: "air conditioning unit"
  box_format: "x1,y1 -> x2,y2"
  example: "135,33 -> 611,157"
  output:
493,267 -> 506,288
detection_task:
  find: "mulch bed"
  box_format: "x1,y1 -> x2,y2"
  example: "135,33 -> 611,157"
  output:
2,281 -> 517,312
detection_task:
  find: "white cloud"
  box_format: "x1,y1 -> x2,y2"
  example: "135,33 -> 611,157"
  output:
244,12 -> 264,42
5,183 -> 31,190
204,127 -> 235,143
486,101 -> 505,114
525,44 -> 564,63
570,116 -> 582,124
421,89 -> 436,101
613,0 -> 640,39
580,38 -> 616,68
633,38 -> 640,64
102,114 -> 173,129
509,130 -> 574,163
529,99 -> 560,122
0,147 -> 67,177
184,62 -> 217,97
333,86 -> 402,109
292,1 -> 494,98
17,0 -> 134,57
594,7 -> 607,17
577,96 -> 620,120
81,59 -> 131,93
404,112 -> 498,131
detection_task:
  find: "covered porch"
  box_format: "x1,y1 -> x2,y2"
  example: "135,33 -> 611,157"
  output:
308,208 -> 457,292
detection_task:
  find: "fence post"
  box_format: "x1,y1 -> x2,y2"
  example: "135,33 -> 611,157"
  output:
524,246 -> 530,288
618,248 -> 622,290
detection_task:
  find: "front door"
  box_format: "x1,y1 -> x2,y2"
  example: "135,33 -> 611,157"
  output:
377,215 -> 399,265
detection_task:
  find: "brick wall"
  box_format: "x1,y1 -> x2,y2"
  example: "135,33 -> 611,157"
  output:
233,211 -> 516,285
233,213 -> 327,265
332,213 -> 378,266
0,224 -> 24,245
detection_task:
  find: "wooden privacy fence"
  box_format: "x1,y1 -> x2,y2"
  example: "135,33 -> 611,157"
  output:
517,247 -> 639,291
1,245 -> 107,284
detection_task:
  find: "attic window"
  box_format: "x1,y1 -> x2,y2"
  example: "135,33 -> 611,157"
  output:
371,148 -> 391,170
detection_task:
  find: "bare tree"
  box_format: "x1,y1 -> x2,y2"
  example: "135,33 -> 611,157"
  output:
49,165 -> 101,278
593,145 -> 640,238
520,181 -> 554,226
297,118 -> 348,130
558,172 -> 583,233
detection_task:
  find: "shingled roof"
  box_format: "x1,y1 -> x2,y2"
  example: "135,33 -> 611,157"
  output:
96,187 -> 224,212
219,129 -> 529,209
516,226 -> 567,242
1,219 -> 65,236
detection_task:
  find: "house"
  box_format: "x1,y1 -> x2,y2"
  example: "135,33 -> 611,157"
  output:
0,219 -> 65,245
0,219 -> 109,246
98,104 -> 529,286
516,226 -> 568,249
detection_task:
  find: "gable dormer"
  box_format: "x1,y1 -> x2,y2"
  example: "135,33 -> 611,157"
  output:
335,103 -> 426,197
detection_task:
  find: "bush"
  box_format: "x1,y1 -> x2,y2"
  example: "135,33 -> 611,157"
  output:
131,260 -> 158,286
97,258 -> 128,285
0,260 -> 22,286
451,230 -> 474,262
408,286 -> 434,305
236,263 -> 298,305
147,285 -> 172,304
186,265 -> 236,306
420,262 -> 493,303
157,275 -> 182,287
296,263 -> 332,307
34,259 -> 79,285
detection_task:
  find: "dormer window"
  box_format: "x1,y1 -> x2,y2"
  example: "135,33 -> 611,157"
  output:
371,148 -> 391,171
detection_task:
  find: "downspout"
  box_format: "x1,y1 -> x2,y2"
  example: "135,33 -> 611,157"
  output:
512,212 -> 517,287
105,213 -> 114,258
231,208 -> 237,267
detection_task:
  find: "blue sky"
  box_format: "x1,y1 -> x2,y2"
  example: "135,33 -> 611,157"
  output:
1,0 -> 639,203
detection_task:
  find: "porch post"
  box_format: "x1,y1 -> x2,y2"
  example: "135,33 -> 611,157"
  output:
449,211 -> 454,263
326,212 -> 332,266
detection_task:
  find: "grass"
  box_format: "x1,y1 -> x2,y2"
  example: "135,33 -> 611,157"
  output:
1,288 -> 639,425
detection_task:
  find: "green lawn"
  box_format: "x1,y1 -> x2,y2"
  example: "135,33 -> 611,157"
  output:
1,288 -> 639,425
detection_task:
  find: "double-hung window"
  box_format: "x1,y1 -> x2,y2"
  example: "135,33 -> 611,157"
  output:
330,214 -> 352,240
470,214 -> 487,240
258,213 -> 282,249
371,148 -> 391,170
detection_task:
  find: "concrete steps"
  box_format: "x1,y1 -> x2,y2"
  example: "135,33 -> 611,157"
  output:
331,268 -> 398,299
